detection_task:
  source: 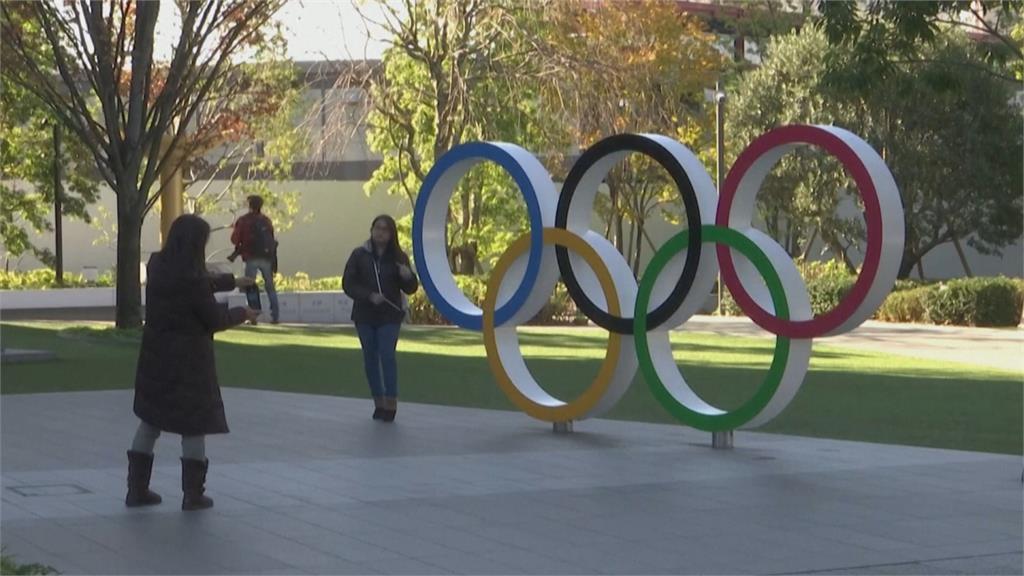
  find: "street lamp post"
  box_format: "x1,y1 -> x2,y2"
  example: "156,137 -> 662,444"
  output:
53,123 -> 64,286
714,82 -> 726,315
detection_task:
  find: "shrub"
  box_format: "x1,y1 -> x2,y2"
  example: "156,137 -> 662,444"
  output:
714,258 -> 857,318
924,277 -> 1023,327
0,269 -> 114,290
0,552 -> 57,575
405,275 -> 585,326
877,287 -> 931,323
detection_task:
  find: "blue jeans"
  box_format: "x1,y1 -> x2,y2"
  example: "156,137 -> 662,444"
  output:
355,323 -> 401,398
245,258 -> 279,321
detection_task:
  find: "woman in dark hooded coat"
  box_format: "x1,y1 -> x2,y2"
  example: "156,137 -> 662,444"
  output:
126,214 -> 257,511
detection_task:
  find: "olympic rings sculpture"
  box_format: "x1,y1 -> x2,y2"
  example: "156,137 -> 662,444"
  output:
412,125 -> 904,432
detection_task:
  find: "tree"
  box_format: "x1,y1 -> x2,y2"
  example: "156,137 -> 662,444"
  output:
727,25 -> 1022,278
819,0 -> 1023,83
716,0 -> 814,65
180,29 -> 307,243
360,0 -> 570,275
83,27 -> 307,259
539,0 -> 725,273
1,78 -> 99,268
865,34 -> 1023,278
726,26 -> 863,268
1,1 -> 285,328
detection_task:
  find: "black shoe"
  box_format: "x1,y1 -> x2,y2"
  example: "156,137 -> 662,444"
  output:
372,408 -> 384,420
382,409 -> 396,423
126,451 -> 162,507
181,458 -> 213,511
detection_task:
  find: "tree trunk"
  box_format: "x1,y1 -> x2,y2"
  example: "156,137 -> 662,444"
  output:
115,190 -> 144,329
951,235 -> 973,277
454,187 -> 477,274
898,251 -> 920,279
632,218 -> 644,277
822,230 -> 856,274
459,244 -> 477,275
606,177 -> 624,253
801,227 -> 819,260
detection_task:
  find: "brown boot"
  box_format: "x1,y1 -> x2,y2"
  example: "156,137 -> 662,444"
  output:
181,458 -> 213,511
125,451 -> 162,507
382,397 -> 397,422
372,396 -> 385,420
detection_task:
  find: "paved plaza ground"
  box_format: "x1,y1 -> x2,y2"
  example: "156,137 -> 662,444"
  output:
2,388 -> 1021,575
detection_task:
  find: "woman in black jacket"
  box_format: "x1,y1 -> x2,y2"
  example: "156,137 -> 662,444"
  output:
127,214 -> 258,511
343,214 -> 419,422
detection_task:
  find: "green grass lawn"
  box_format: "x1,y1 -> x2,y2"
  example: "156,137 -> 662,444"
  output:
2,321 -> 1021,454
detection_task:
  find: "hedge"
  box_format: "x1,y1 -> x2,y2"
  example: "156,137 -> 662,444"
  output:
719,269 -> 1022,328
923,277 -> 1023,327
0,269 -> 114,290
4,267 -> 1021,327
715,259 -> 857,318
270,272 -> 586,326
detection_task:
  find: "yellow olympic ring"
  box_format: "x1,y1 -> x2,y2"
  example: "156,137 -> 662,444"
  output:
482,228 -> 624,422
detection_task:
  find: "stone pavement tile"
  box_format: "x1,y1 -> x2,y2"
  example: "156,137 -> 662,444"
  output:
545,546 -> 667,575
277,504 -> 397,539
366,556 -> 450,575
275,528 -> 406,564
213,482 -> 309,509
790,500 -> 922,532
61,495 -> 132,517
849,517 -> 1013,549
400,524 -> 526,556
786,523 -> 928,553
729,538 -> 893,575
331,501 -> 448,534
467,548 -> 595,575
806,561 -> 951,575
374,500 -> 492,531
0,533 -> 88,575
430,494 -> 554,525
937,511 -> 1024,535
192,517 -> 369,572
9,521 -> 118,558
49,550 -> 172,575
414,551 -> 523,575
235,506 -> 416,564
0,500 -> 39,521
5,498 -> 94,521
349,524 -> 465,559
61,515 -> 293,574
4,389 -> 1022,575
618,546 -> 746,576
460,522 -> 577,560
564,509 -> 689,542
922,552 -> 1024,575
918,539 -> 1024,559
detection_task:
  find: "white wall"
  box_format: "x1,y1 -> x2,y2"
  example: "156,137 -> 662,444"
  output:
14,180 -> 411,279
9,179 -> 1022,281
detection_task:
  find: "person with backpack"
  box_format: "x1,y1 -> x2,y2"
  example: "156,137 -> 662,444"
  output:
343,214 -> 419,422
229,195 -> 279,324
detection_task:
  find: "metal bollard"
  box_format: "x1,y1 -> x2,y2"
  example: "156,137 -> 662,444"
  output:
712,430 -> 734,449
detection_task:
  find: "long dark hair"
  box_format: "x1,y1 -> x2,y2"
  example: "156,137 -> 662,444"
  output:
370,214 -> 410,265
159,214 -> 210,277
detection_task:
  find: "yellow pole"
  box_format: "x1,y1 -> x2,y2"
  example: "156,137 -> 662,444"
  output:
159,136 -> 184,246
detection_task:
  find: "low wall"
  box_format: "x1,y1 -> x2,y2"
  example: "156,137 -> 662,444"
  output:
0,289 -> 355,324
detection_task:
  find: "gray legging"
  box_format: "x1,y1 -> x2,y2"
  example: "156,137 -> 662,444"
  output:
130,420 -> 206,460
